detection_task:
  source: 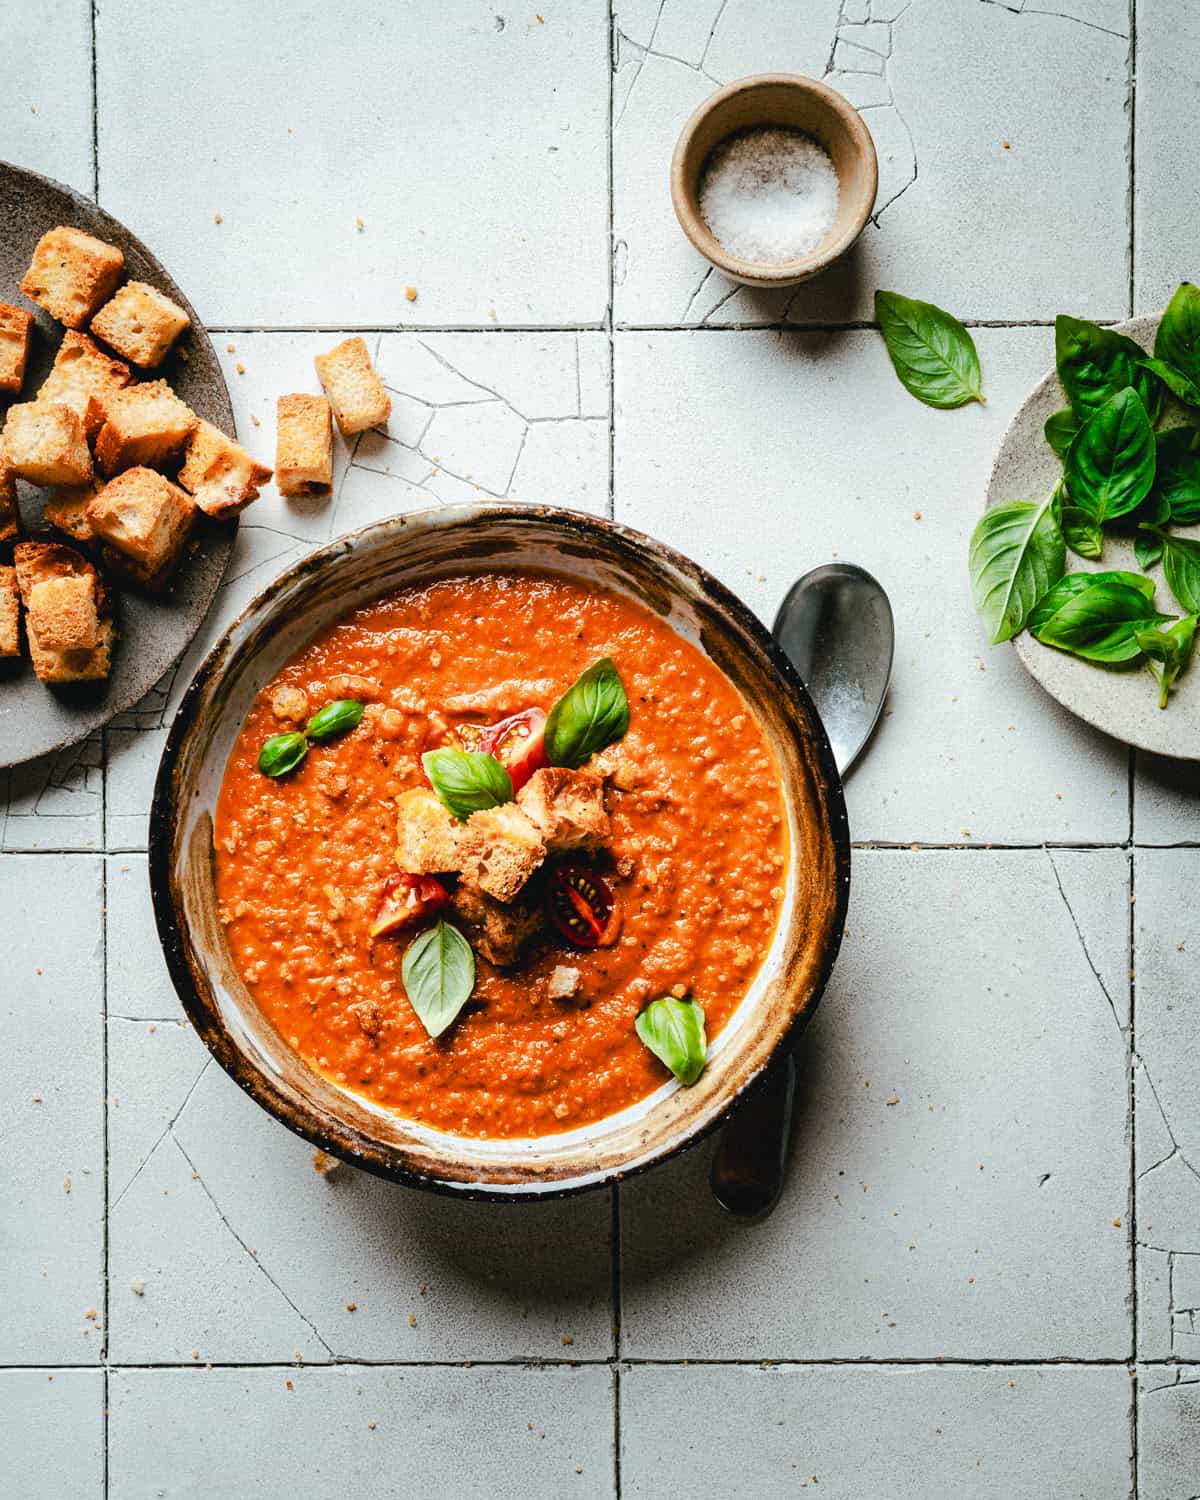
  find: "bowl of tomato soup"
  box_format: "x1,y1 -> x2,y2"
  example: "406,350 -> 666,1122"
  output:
150,505 -> 849,1197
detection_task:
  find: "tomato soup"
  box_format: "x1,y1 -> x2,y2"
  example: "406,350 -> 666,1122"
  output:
214,572 -> 788,1138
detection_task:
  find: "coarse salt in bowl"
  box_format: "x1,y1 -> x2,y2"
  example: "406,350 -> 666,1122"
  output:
699,127 -> 841,266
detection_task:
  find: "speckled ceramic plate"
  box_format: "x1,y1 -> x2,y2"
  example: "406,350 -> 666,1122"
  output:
0,161 -> 236,769
985,314 -> 1200,761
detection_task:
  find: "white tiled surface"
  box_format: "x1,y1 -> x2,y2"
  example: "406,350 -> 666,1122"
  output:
4,3 -> 1200,1497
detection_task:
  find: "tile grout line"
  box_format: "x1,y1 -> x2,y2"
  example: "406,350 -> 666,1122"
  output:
0,1356 -> 1175,1372
100,850 -> 110,1499
89,0 -> 99,203
202,319 -> 1073,336
1127,8 -> 1139,1492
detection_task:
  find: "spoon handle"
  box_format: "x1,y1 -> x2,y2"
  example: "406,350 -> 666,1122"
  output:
708,1051 -> 797,1219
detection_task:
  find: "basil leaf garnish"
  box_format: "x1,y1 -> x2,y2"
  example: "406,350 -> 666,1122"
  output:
258,732 -> 308,778
422,747 -> 514,821
545,657 -> 630,768
402,919 -> 476,1039
1135,531 -> 1164,570
635,996 -> 707,1086
1153,426 -> 1200,523
969,496 -> 1065,644
1153,282 -> 1200,390
1056,501 -> 1104,561
1027,570 -> 1155,637
1064,387 -> 1155,523
306,698 -> 365,742
1136,613 -> 1198,709
874,290 -> 983,409
1044,408 -> 1080,458
1031,575 -> 1172,663
1055,314 -> 1162,422
1138,357 -> 1200,409
1145,526 -> 1200,613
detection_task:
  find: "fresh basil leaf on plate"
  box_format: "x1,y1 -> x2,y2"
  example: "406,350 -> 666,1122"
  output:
1135,531 -> 1165,570
1055,314 -> 1162,422
306,698 -> 365,742
1136,613 -> 1198,709
402,920 -> 476,1039
1031,574 -> 1172,662
1027,569 -> 1155,636
1138,357 -> 1200,409
874,290 -> 984,409
1064,387 -> 1155,523
1054,497 -> 1104,560
1153,426 -> 1200,523
969,496 -> 1066,644
258,731 -> 309,778
1044,408 -> 1080,458
1143,526 -> 1200,613
545,657 -> 630,768
422,748 -> 514,821
635,996 -> 708,1086
1154,282 -> 1200,388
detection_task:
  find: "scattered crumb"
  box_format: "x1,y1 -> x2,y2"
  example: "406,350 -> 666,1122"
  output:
32,1093 -> 42,1103
1113,1216 -> 1122,1228
84,1307 -> 97,1320
286,1379 -> 294,1391
961,829 -> 971,838
405,286 -> 418,302
408,1312 -> 417,1328
31,104 -> 37,114
346,1302 -> 357,1312
236,362 -> 246,375
560,1335 -> 574,1346
131,1279 -> 145,1297
913,510 -> 921,520
312,1150 -> 341,1176
226,343 -> 236,353
192,1349 -> 199,1360
368,1422 -> 377,1431
251,412 -> 261,427
213,213 -> 223,224
356,217 -> 365,231
885,1095 -> 900,1106
1002,139 -> 1011,150
63,1173 -> 72,1194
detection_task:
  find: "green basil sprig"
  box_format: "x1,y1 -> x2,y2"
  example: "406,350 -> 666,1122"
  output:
1027,570 -> 1154,635
1063,387 -> 1155,523
1147,281 -> 1200,403
1052,489 -> 1103,560
1153,426 -> 1200,523
422,747 -> 513,821
968,496 -> 1065,644
875,290 -> 983,409
402,919 -> 476,1039
1030,574 -> 1172,663
1139,357 -> 1200,409
1142,526 -> 1200,613
1044,408 -> 1080,458
545,657 -> 630,768
1136,614 -> 1198,709
306,698 -> 365,742
635,996 -> 707,1086
258,732 -> 309,778
1055,314 -> 1162,423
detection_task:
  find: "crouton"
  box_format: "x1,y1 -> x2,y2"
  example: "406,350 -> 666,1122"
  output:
547,964 -> 582,1000
42,480 -> 100,543
314,337 -> 391,435
90,280 -> 190,368
86,468 -> 193,584
0,301 -> 34,393
13,540 -> 113,682
20,226 -> 124,329
178,418 -> 272,519
457,803 -> 546,904
451,883 -> 544,968
270,684 -> 309,722
0,451 -> 18,543
37,331 -> 132,438
27,574 -> 99,651
3,402 -> 92,485
395,786 -> 463,874
275,393 -> 333,496
517,767 -> 610,851
94,379 -> 196,475
0,567 -> 18,657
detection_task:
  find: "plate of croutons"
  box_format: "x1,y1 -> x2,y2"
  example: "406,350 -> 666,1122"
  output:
0,162 -> 274,767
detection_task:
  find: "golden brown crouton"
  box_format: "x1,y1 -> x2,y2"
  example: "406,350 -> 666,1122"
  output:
270,684 -> 309,722
457,803 -> 546,904
451,882 -> 544,968
0,301 -> 34,393
178,418 -> 272,519
42,480 -> 100,542
517,767 -> 610,851
27,574 -> 99,651
0,566 -> 19,657
3,402 -> 92,485
395,786 -> 463,873
275,393 -> 333,496
314,337 -> 391,435
37,330 -> 132,438
90,280 -> 190,368
86,467 -> 194,581
20,226 -> 124,329
94,379 -> 196,475
0,451 -> 18,543
13,540 -> 114,682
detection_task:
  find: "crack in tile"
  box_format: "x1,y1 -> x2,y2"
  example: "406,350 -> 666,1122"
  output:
1137,1054 -> 1200,1191
109,1058 -> 212,1213
978,0 -> 1128,39
1045,849 -> 1125,1035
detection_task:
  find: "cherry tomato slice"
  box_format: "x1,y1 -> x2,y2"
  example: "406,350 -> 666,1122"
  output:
370,872 -> 450,938
481,707 -> 549,793
547,864 -> 621,949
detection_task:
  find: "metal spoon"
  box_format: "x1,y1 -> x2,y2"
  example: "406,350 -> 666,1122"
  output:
709,562 -> 894,1219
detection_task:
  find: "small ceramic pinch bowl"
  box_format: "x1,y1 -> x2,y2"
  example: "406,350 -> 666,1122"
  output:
671,73 -> 878,288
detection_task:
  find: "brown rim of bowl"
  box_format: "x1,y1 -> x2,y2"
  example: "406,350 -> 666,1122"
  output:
148,504 -> 851,1202
670,73 -> 878,288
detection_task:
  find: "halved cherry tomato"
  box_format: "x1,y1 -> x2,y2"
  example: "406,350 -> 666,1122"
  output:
370,872 -> 450,938
547,864 -> 621,949
481,707 -> 549,792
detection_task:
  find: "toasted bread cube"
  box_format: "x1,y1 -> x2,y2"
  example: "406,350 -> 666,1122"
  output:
90,281 -> 190,368
94,380 -> 196,475
3,402 -> 92,485
451,883 -> 544,968
13,539 -> 113,682
0,567 -> 18,657
276,394 -> 333,496
0,450 -> 18,543
27,574 -> 99,651
178,419 -> 272,519
395,787 -> 463,874
547,964 -> 582,1000
20,226 -> 124,329
457,803 -> 546,904
86,467 -> 193,579
27,615 -> 114,682
37,331 -> 132,439
42,480 -> 100,542
314,337 -> 391,436
0,301 -> 35,393
517,768 -> 610,851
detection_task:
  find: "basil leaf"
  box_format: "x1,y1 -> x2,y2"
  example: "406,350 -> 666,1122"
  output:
1153,426 -> 1200,523
401,920 -> 475,1039
306,698 -> 365,742
874,290 -> 983,408
1027,569 -> 1155,636
1032,576 -> 1171,663
1064,387 -> 1155,523
1136,613 -> 1197,709
1135,531 -> 1164,570
635,996 -> 707,1086
258,732 -> 308,778
969,496 -> 1065,644
1139,356 -> 1200,409
1058,503 -> 1103,560
545,657 -> 630,768
1055,314 -> 1161,422
1045,408 -> 1080,458
1154,282 -> 1200,387
1148,527 -> 1200,613
422,748 -> 514,822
